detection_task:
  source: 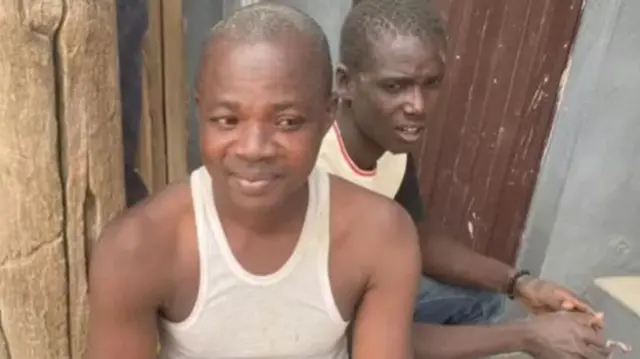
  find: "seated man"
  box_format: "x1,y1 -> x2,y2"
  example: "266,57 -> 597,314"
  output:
87,3 -> 419,359
317,0 -> 611,358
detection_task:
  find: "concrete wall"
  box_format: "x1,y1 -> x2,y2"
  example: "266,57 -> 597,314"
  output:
274,1 -> 352,68
518,0 -> 640,295
183,0 -> 351,170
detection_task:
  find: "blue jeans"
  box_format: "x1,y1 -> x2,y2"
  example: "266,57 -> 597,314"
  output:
414,277 -> 506,325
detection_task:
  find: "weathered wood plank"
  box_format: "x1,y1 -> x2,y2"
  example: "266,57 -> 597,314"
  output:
0,322 -> 8,359
56,0 -> 124,357
457,0 -> 532,254
161,0 -> 189,183
138,0 -> 168,193
0,0 -> 69,357
417,0 -> 582,263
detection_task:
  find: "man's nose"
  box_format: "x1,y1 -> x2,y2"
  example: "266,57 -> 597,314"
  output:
403,86 -> 426,115
235,123 -> 277,161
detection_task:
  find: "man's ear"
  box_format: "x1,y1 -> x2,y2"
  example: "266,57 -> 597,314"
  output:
321,91 -> 338,137
335,63 -> 354,103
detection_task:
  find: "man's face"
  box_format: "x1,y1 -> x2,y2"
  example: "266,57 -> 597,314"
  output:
197,36 -> 333,212
340,33 -> 446,154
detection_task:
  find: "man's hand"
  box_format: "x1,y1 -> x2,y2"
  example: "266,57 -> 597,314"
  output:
515,277 -> 597,316
523,312 -> 612,359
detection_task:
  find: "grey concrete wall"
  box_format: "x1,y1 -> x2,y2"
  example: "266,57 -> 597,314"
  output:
518,0 -> 640,295
183,0 -> 351,170
274,0 -> 352,68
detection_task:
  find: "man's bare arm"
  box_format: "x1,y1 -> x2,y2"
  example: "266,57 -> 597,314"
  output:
86,218 -> 165,359
413,322 -> 528,359
351,204 -> 421,359
413,311 -> 610,359
419,227 -> 513,293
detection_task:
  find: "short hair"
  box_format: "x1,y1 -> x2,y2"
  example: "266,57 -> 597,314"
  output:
200,2 -> 333,94
340,0 -> 446,72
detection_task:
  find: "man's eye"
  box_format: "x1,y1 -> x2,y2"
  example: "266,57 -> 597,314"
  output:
210,116 -> 238,128
382,82 -> 403,93
423,76 -> 443,88
276,117 -> 304,131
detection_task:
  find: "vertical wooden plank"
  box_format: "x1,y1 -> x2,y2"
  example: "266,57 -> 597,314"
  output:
138,0 -> 168,193
0,1 -> 68,357
161,0 -> 189,183
459,0 -> 539,256
452,0 -> 535,253
440,0 -> 511,249
416,0 -> 470,185
423,1 -> 492,234
57,0 -> 125,357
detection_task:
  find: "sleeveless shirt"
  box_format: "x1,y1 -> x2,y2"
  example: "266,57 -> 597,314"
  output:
158,167 -> 348,359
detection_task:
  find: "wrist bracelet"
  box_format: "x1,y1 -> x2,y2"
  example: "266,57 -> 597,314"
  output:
507,269 -> 531,300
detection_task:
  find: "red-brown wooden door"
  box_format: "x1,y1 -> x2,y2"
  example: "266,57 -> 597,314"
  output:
416,0 -> 583,264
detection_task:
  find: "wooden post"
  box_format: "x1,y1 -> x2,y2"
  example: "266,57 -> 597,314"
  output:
138,0 -> 169,193
0,0 -> 125,358
161,0 -> 189,183
137,0 -> 188,192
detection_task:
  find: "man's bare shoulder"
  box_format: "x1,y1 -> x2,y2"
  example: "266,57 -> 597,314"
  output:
90,182 -> 193,302
329,174 -> 421,308
97,181 -> 192,257
329,175 -> 418,249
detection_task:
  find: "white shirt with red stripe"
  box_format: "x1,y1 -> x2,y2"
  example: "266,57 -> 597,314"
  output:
317,123 -> 407,199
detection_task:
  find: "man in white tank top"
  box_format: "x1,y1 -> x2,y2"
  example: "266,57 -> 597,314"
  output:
317,1 -> 612,358
87,3 -> 420,359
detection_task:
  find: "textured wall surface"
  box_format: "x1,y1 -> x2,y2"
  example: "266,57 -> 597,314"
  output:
0,0 -> 125,357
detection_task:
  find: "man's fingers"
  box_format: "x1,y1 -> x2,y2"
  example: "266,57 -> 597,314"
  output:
588,312 -> 605,330
574,299 -> 597,314
561,311 -> 605,331
561,296 -> 595,314
559,296 -> 604,328
580,344 -> 612,359
579,327 -> 607,348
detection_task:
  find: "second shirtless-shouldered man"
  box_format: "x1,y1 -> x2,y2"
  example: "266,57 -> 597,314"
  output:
86,3 -> 419,359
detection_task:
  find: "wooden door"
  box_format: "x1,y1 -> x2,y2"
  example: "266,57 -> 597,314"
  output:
416,0 -> 584,264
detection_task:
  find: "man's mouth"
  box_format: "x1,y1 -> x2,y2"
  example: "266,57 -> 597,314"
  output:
395,125 -> 424,142
229,173 -> 279,195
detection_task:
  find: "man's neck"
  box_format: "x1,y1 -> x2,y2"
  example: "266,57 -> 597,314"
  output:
335,104 -> 386,171
215,183 -> 309,235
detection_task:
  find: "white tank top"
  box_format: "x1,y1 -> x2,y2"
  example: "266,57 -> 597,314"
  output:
158,167 -> 349,359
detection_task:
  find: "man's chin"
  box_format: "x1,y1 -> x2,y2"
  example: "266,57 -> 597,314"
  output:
227,190 -> 285,213
386,143 -> 416,155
